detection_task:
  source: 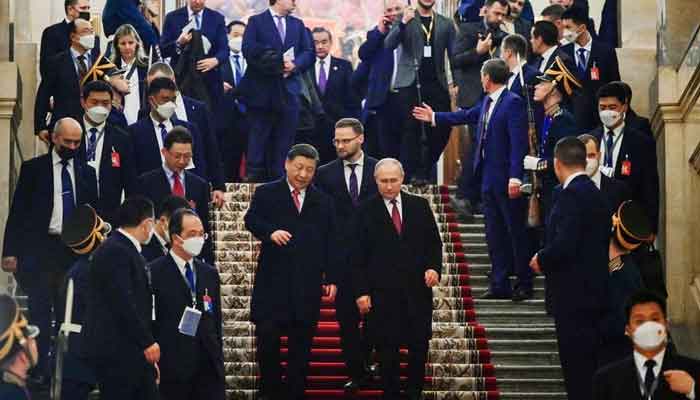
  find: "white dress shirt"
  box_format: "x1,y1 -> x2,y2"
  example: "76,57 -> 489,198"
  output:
591,168 -> 602,189
122,59 -> 141,125
315,55 -> 331,85
343,153 -> 364,193
174,92 -> 189,122
563,171 -> 588,189
540,45 -> 558,73
117,228 -> 142,253
151,115 -> 173,155
49,150 -> 77,234
574,36 -> 593,70
383,194 -> 403,220
70,47 -> 91,77
632,349 -> 697,399
170,250 -> 196,293
287,181 -> 307,210
187,6 -> 203,28
507,60 -> 527,90
600,122 -> 625,172
163,164 -> 186,196
485,86 -> 506,129
83,117 -> 106,181
153,230 -> 169,255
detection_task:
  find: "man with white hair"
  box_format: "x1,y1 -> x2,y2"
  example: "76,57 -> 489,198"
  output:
351,158 -> 442,400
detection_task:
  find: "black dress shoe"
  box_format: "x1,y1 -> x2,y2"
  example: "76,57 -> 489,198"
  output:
480,290 -> 511,300
511,288 -> 533,302
366,362 -> 379,376
407,390 -> 425,400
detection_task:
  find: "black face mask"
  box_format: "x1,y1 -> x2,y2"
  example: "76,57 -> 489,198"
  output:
56,145 -> 78,161
79,11 -> 91,21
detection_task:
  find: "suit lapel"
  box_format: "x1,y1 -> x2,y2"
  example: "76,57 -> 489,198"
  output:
334,160 -> 354,204
373,195 -> 401,239
167,255 -> 195,305
614,128 -> 630,177
99,126 -> 114,186
158,169 -> 173,197
359,157 -> 373,199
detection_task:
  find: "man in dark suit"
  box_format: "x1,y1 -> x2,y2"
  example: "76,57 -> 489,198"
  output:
560,6 -> 620,130
150,208 -> 224,400
591,82 -> 659,234
352,158 -> 442,400
501,34 -> 539,96
309,27 -> 361,164
1,118 -> 97,383
142,195 -> 191,262
593,290 -> 700,400
238,0 -> 314,182
244,144 -> 336,400
84,196 -> 159,400
579,133 -> 632,216
160,0 -> 228,109
76,80 -> 138,224
39,0 -> 97,78
35,18 -> 99,143
315,119 -> 378,393
219,20 -> 250,182
618,81 -> 654,139
414,59 -> 532,301
503,0 -> 532,39
102,0 -> 159,53
530,20 -> 563,74
136,127 -> 214,264
529,137 -> 611,400
385,0 -> 457,184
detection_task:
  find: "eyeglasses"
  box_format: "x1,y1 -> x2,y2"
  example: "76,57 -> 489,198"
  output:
332,136 -> 360,146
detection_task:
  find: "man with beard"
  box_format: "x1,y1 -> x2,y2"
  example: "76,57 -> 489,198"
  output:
502,0 -> 532,39
315,118 -> 378,393
385,0 -> 457,185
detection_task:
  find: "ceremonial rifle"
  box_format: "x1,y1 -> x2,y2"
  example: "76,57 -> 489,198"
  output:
51,279 -> 82,400
517,54 -> 542,228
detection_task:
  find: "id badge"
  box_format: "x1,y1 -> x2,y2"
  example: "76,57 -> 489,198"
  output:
591,64 -> 600,81
423,46 -> 432,58
178,306 -> 202,337
621,159 -> 632,176
111,150 -> 121,168
152,295 -> 156,321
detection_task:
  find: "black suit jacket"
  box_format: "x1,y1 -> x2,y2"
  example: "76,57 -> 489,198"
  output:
84,231 -> 154,362
592,126 -> 659,233
600,173 -> 632,217
150,255 -> 224,383
625,109 -> 654,140
39,21 -> 100,78
2,153 -> 98,258
244,179 -> 336,323
76,123 -> 138,224
453,21 -> 499,108
313,57 -> 361,121
136,168 -> 213,263
593,350 -> 700,400
561,40 -> 620,130
35,50 -> 98,133
538,175 -> 610,317
141,236 -> 169,263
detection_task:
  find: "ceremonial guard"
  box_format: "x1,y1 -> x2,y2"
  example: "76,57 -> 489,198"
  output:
0,295 -> 40,400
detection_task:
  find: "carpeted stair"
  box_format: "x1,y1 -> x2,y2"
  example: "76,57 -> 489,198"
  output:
213,184 -> 567,400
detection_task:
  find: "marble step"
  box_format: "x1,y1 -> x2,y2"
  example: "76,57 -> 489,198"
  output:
495,365 -> 563,380
225,375 -> 497,391
497,378 -> 566,393
500,392 -> 568,400
224,348 -> 494,364
490,351 -> 560,366
482,327 -> 557,341
486,339 -> 558,352
224,336 -> 494,352
226,389 -> 498,400
215,262 -> 492,275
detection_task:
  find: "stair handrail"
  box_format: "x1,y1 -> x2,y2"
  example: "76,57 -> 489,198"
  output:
676,23 -> 700,72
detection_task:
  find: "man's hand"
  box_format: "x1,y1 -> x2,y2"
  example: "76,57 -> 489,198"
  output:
529,253 -> 542,274
425,269 -> 439,288
664,370 -> 695,396
508,181 -> 522,199
599,166 -> 614,177
111,75 -> 131,94
476,33 -> 493,55
223,82 -> 233,93
144,342 -> 160,364
177,31 -> 193,47
212,190 -> 225,209
356,295 -> 372,315
412,103 -> 435,124
270,230 -> 292,246
38,131 -> 50,144
197,57 -> 219,73
322,284 -> 338,303
402,6 -> 415,24
1,257 -> 17,273
155,362 -> 161,385
283,61 -> 296,75
523,155 -> 543,171
378,15 -> 392,34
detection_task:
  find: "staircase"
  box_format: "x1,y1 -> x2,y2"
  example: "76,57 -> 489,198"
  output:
213,184 -> 567,399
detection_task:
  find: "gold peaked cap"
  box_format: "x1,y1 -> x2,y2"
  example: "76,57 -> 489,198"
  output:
80,53 -> 117,86
542,56 -> 583,96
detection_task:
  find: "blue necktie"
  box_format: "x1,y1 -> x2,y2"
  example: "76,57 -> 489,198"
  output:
87,127 -> 98,161
232,55 -> 243,86
61,159 -> 76,223
348,164 -> 359,206
577,48 -> 587,75
604,130 -> 614,168
159,123 -> 168,144
195,13 -> 201,30
476,96 -> 494,161
184,262 -> 196,295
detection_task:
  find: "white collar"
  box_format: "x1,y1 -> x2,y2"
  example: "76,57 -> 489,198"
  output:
187,6 -> 203,19
383,193 -> 402,207
70,46 -> 87,60
542,46 -> 557,61
163,163 -> 184,181
287,181 -> 307,195
52,149 -> 73,167
118,228 -> 142,253
83,117 -> 106,133
510,60 -> 527,73
150,114 -> 170,128
169,249 -> 193,270
342,152 -> 365,167
575,36 -> 593,53
317,54 -> 331,64
633,348 -> 666,376
488,86 -> 507,103
269,8 -> 286,18
563,171 -> 587,189
154,229 -> 168,248
591,168 -> 602,188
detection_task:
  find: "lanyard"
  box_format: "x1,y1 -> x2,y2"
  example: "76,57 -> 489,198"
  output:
86,129 -> 105,161
421,12 -> 435,43
636,365 -> 660,400
603,130 -> 624,165
125,61 -> 138,80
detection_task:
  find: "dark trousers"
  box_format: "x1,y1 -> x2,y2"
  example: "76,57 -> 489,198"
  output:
246,98 -> 300,180
374,92 -> 405,161
456,124 -> 479,202
62,380 -> 93,400
95,357 -> 158,400
15,235 -> 75,377
159,354 -> 226,400
482,186 -> 532,295
397,83 -> 451,181
255,319 -> 316,400
220,109 -> 250,182
336,285 -> 372,381
360,109 -> 381,158
304,115 -> 336,165
554,312 -> 602,400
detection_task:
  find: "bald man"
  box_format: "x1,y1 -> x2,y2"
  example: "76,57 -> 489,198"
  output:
351,159 -> 442,400
2,117 -> 98,383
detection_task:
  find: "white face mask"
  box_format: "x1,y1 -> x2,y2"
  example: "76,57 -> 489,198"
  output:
599,109 -> 623,128
79,34 -> 96,50
632,321 -> 667,350
86,106 -> 110,125
181,236 -> 205,257
228,37 -> 243,53
562,29 -> 580,44
156,101 -> 177,120
585,157 -> 599,177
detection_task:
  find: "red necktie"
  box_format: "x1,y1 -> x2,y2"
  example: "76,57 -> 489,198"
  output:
292,189 -> 301,213
172,173 -> 185,197
391,199 -> 402,235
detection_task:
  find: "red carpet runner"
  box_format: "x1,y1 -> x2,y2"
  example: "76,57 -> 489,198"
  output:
214,184 -> 500,400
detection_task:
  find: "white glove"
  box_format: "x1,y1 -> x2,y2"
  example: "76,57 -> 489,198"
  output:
599,166 -> 615,177
523,156 -> 542,171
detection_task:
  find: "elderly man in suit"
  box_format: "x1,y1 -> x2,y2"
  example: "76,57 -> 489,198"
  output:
84,196 -> 159,400
593,290 -> 700,400
352,158 -> 442,400
385,0 -> 457,185
529,137 -> 611,400
238,0 -> 314,182
244,144 -> 337,400
150,208 -> 224,400
414,58 -> 532,301
142,195 -> 191,262
1,118 -> 97,384
315,118 -> 379,393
